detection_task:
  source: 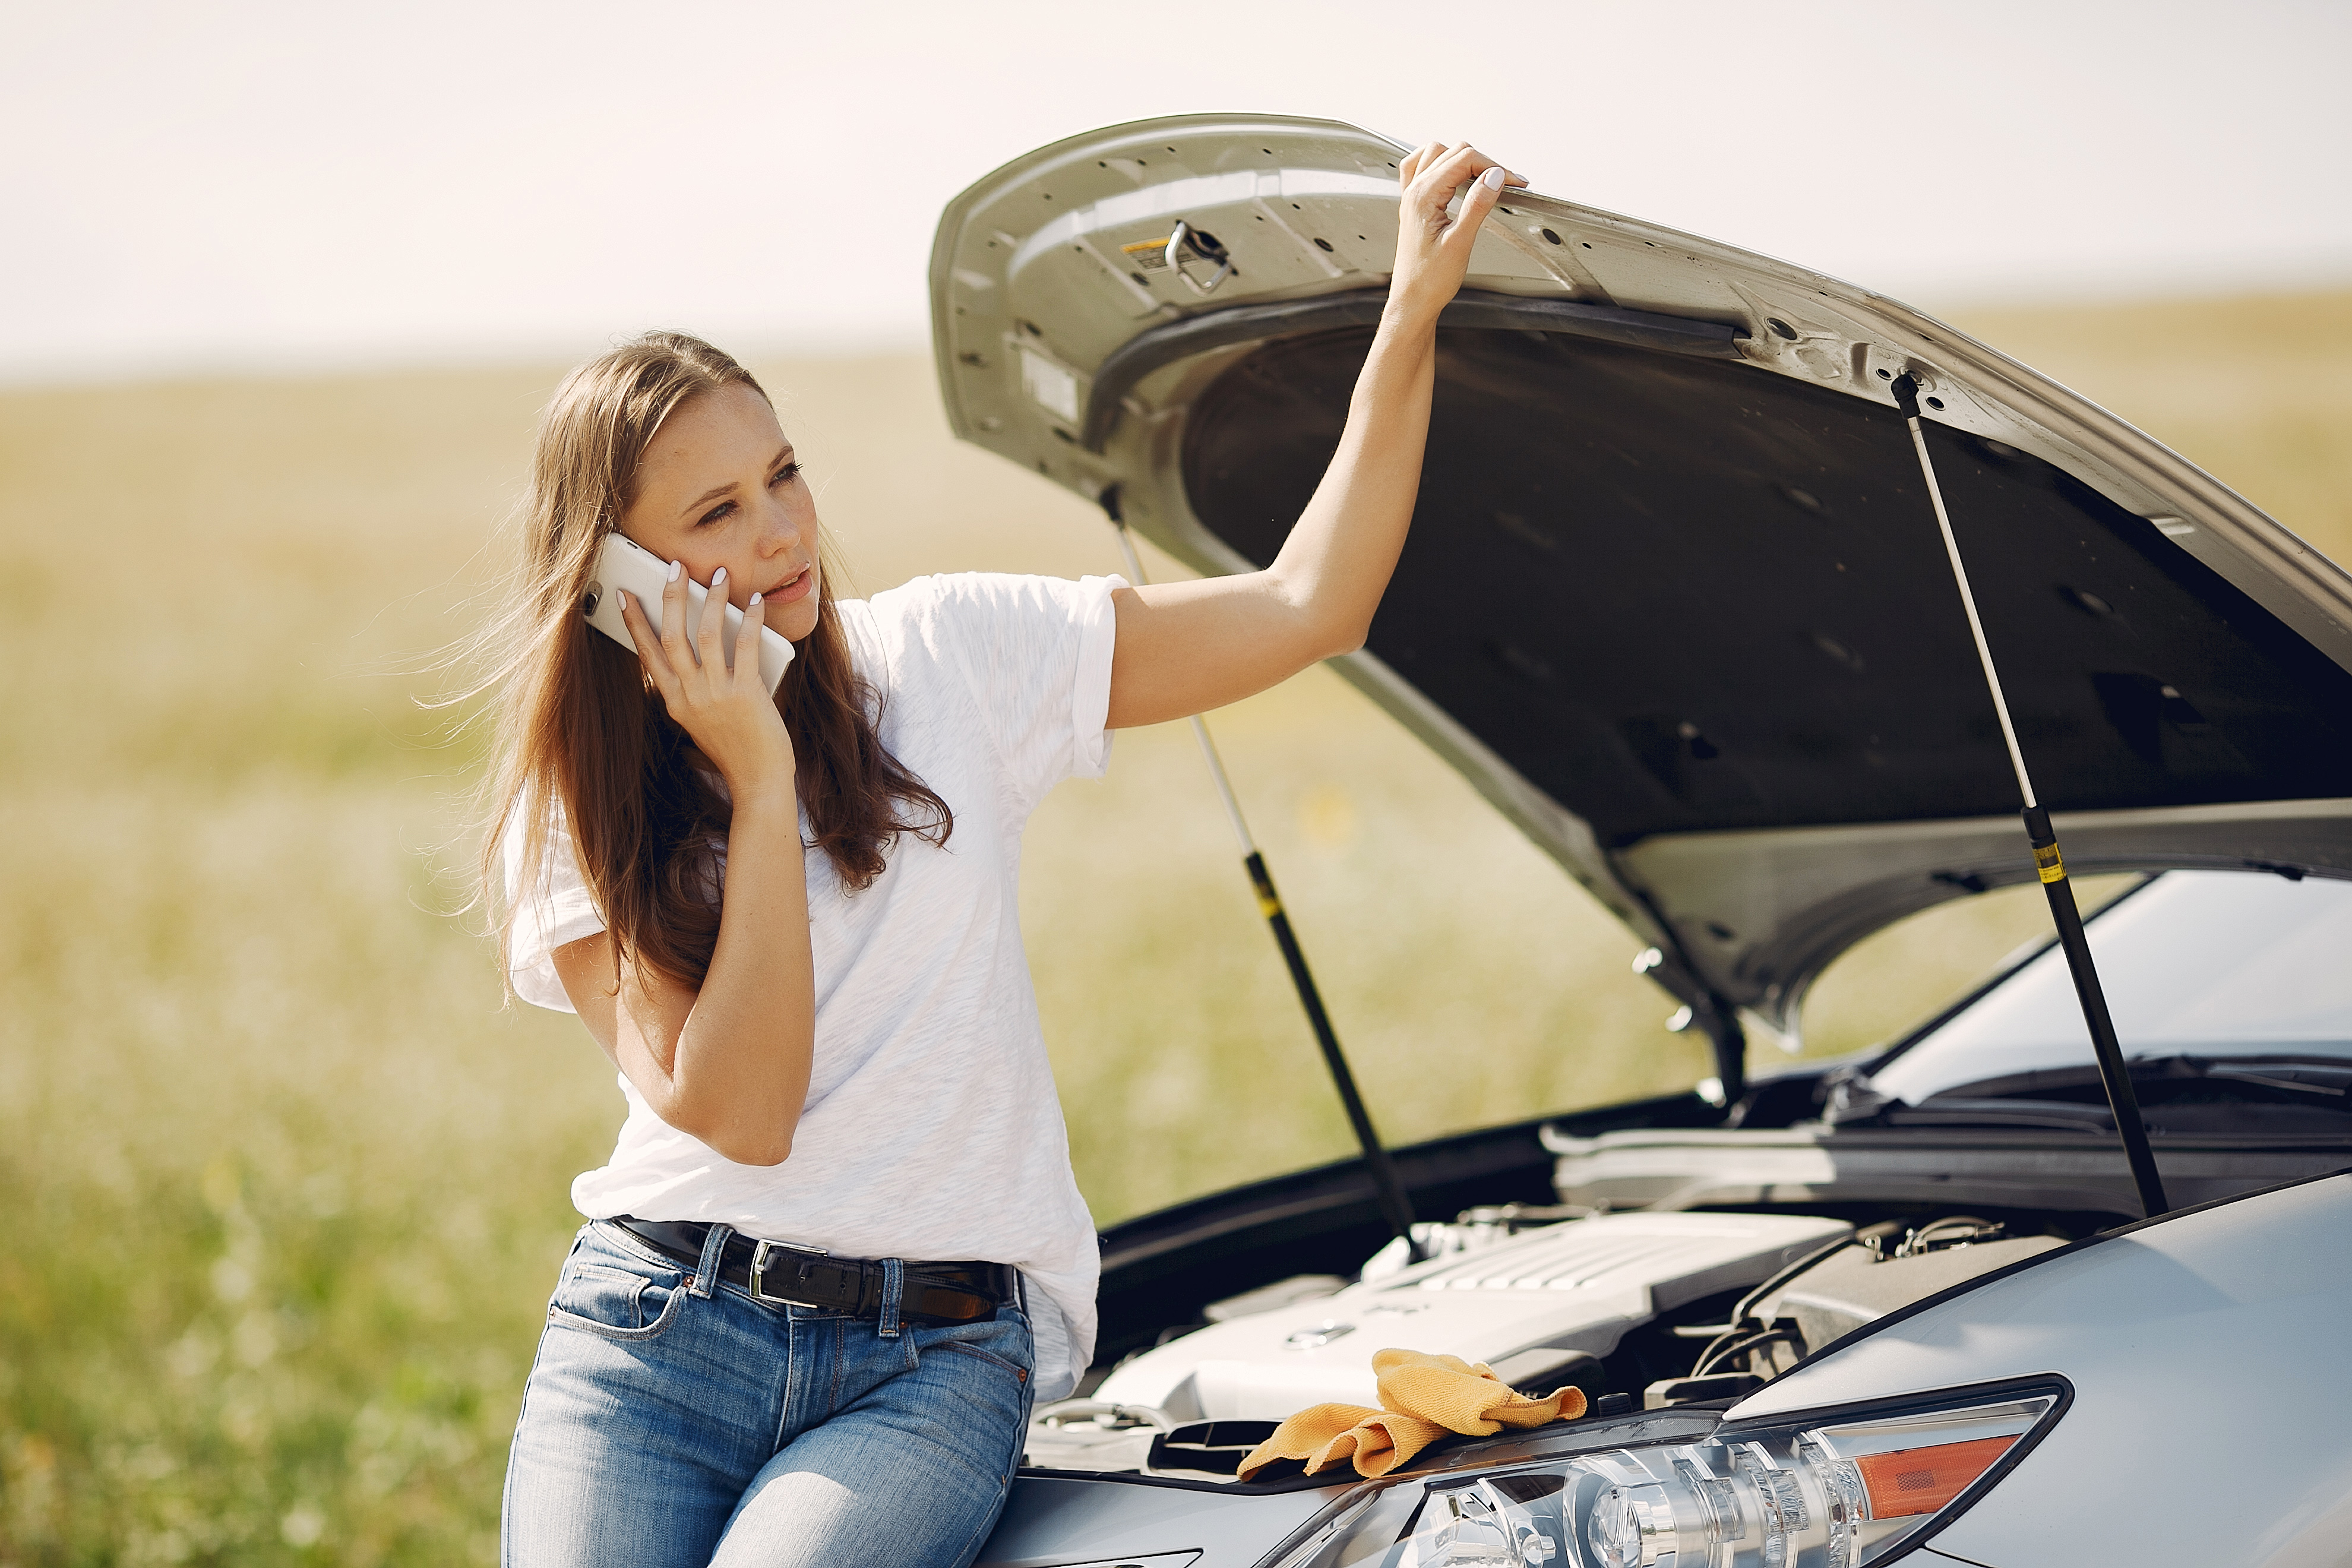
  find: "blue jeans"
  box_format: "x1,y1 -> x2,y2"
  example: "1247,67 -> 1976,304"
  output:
502,1220 -> 1036,1568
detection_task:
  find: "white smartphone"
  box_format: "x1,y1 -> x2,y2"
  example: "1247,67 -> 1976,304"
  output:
581,532 -> 795,695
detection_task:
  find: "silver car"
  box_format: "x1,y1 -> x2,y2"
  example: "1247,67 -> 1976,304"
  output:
930,114 -> 2352,1568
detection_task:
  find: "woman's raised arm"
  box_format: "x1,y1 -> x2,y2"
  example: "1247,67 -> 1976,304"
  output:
1102,141 -> 1523,731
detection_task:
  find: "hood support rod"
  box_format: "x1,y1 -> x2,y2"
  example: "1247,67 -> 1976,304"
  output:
1892,375 -> 2168,1217
1103,503 -> 1422,1259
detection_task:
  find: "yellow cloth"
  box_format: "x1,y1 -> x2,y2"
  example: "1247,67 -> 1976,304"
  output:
1235,1348 -> 1589,1481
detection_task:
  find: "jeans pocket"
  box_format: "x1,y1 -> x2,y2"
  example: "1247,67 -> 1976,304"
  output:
924,1315 -> 1033,1385
548,1260 -> 687,1342
933,1341 -> 1030,1383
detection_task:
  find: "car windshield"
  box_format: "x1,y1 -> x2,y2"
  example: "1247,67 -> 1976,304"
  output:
1865,869 -> 2352,1108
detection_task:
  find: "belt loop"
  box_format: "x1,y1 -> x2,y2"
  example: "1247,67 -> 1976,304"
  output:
877,1257 -> 905,1339
690,1224 -> 733,1300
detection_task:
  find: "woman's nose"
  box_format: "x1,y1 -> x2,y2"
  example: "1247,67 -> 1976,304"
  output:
757,500 -> 802,555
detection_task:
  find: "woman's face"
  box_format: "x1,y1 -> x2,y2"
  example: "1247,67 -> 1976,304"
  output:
619,382 -> 823,643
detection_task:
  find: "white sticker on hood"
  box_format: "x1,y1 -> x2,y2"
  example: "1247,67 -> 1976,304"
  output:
1020,346 -> 1079,423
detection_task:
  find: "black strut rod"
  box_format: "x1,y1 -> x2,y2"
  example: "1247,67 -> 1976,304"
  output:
1242,849 -> 1422,1252
1892,374 -> 2169,1218
1102,508 -> 1422,1257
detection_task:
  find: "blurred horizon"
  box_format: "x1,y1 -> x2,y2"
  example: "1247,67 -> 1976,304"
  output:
17,270 -> 2352,397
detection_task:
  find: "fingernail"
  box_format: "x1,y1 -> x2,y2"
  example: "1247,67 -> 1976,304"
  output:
615,589 -> 629,610
668,559 -> 682,582
749,591 -> 762,606
712,567 -> 726,585
1480,166 -> 1506,190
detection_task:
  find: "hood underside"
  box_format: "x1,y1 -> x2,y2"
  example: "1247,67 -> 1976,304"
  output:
930,113 -> 2352,1038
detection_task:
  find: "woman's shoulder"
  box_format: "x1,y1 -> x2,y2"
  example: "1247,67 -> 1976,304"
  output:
864,572 -> 1124,690
865,572 -> 1117,639
867,571 -> 1029,614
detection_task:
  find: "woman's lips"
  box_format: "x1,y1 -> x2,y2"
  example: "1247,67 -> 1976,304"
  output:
763,563 -> 816,606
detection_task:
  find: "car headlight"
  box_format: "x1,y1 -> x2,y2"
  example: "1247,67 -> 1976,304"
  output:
1266,1380 -> 2063,1568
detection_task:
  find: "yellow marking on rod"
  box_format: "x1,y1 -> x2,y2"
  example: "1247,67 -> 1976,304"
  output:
2035,842 -> 2066,884
1257,892 -> 1282,918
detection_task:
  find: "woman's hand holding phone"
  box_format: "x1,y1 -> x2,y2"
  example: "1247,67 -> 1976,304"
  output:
593,558 -> 815,1169
619,561 -> 796,808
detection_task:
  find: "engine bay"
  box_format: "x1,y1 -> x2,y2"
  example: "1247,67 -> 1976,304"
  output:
1029,1201 -> 2075,1481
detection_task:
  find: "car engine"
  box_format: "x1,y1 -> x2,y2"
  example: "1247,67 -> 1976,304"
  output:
1029,1205 -> 2066,1478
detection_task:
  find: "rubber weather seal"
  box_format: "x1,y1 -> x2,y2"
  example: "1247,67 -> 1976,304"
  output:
1081,287 -> 1745,451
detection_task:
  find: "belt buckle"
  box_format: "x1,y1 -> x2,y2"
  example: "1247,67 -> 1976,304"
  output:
747,1238 -> 830,1307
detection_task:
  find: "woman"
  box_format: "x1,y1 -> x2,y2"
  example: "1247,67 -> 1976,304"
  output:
489,141 -> 1520,1566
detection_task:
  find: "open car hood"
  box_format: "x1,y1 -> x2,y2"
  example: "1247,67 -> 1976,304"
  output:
930,113 -> 2352,1046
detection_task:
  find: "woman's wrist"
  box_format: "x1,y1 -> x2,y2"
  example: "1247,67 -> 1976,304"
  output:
1379,286 -> 1447,336
726,780 -> 801,826
709,729 -> 799,814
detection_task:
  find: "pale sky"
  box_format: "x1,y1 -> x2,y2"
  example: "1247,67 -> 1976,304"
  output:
5,0 -> 2348,385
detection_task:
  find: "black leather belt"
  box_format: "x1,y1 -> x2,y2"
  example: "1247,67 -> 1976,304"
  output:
610,1216 -> 1016,1325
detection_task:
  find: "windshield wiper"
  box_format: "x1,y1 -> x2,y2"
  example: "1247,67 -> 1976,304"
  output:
1889,1098 -> 2120,1131
1874,1056 -> 2352,1130
2203,1064 -> 2349,1097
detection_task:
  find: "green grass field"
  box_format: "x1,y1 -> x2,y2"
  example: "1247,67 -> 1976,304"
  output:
3,290 -> 2346,1560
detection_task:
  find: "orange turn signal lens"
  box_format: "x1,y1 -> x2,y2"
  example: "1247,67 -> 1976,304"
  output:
1855,1434 -> 2017,1516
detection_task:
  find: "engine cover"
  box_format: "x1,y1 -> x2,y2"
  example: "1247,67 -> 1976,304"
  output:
1094,1212 -> 1851,1421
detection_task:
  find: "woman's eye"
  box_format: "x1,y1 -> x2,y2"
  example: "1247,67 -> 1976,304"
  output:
697,500 -> 736,527
770,461 -> 801,488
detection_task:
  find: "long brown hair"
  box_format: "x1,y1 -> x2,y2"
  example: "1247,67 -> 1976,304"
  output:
479,332 -> 950,991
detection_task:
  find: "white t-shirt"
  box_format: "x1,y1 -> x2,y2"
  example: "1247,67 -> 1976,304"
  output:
504,571 -> 1125,1401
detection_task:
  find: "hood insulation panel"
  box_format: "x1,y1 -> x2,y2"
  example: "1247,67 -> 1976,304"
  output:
1184,324 -> 2352,846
